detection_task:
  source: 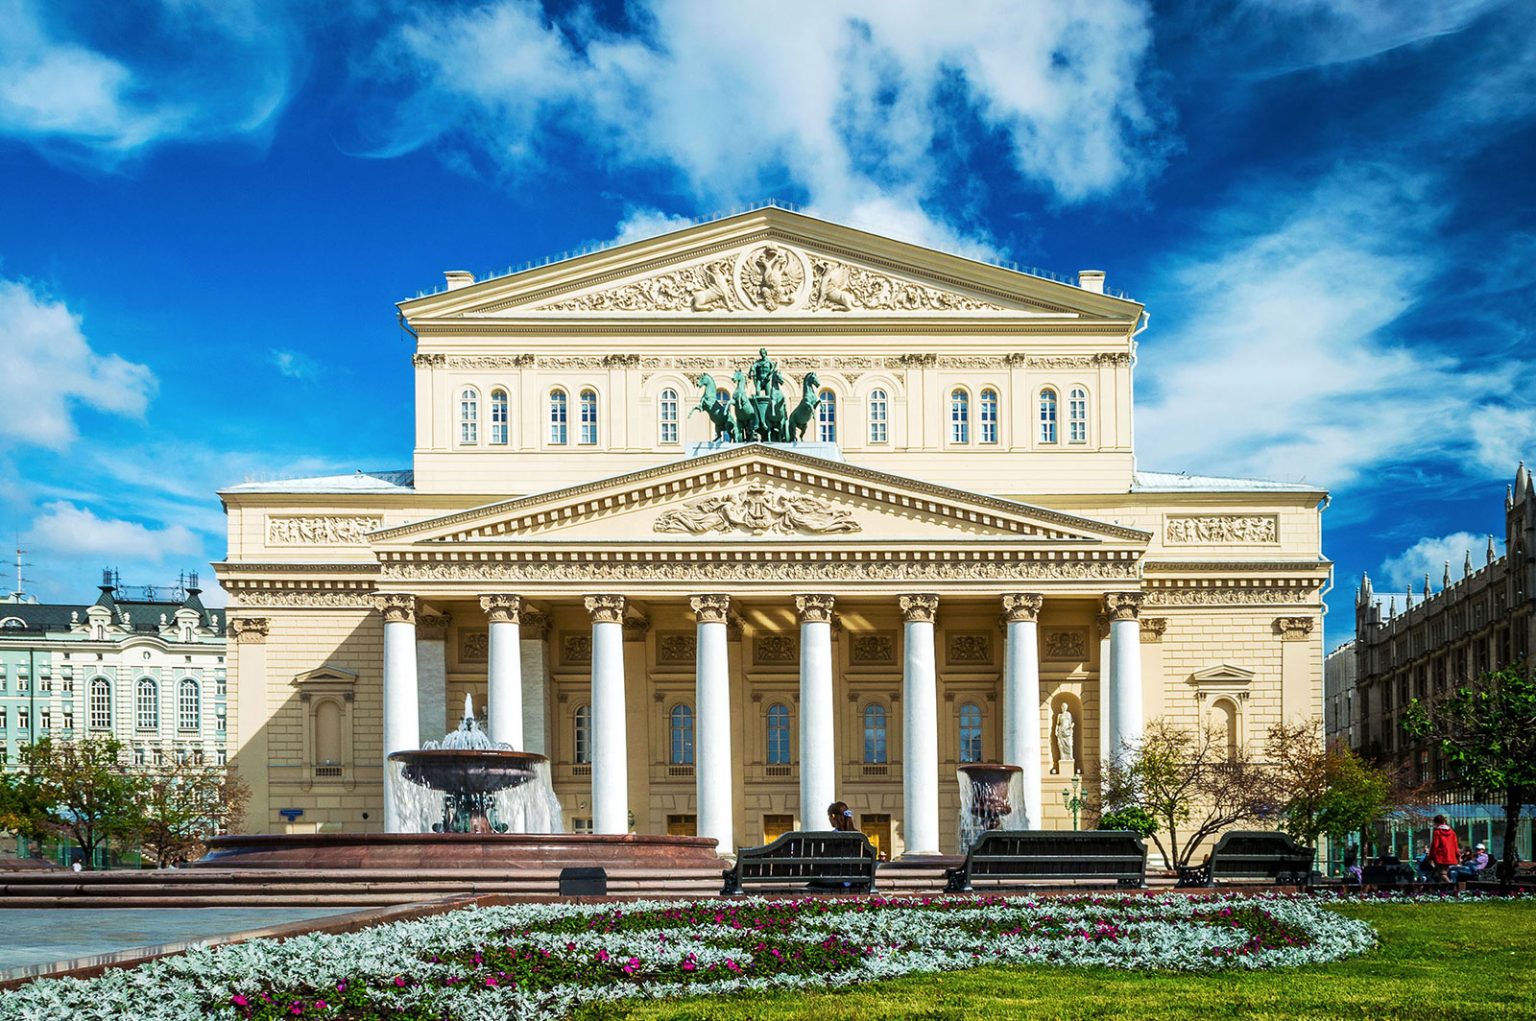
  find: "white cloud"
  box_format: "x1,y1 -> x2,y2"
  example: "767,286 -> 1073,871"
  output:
0,0 -> 302,163
1136,167 -> 1531,488
268,348 -> 318,381
29,501 -> 200,561
1229,0 -> 1509,73
367,0 -> 1164,250
609,208 -> 695,247
1379,530 -> 1503,594
0,278 -> 157,450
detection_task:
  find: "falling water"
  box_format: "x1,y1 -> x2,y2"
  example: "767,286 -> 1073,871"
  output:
955,768 -> 1027,852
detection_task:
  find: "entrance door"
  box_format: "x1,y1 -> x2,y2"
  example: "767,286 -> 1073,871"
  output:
763,814 -> 794,844
861,814 -> 892,860
666,814 -> 697,836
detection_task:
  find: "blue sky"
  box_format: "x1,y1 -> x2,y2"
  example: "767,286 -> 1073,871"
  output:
1,0 -> 1532,648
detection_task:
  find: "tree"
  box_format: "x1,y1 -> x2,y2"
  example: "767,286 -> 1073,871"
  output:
1405,663 -> 1536,889
16,737 -> 146,869
0,767 -> 49,843
1265,720 -> 1406,851
138,757 -> 251,866
1099,718 -> 1273,868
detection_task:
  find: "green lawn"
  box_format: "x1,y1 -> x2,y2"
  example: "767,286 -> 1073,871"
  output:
575,900 -> 1536,1021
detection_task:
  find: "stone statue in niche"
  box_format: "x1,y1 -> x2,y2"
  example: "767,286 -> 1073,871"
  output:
1054,703 -> 1076,764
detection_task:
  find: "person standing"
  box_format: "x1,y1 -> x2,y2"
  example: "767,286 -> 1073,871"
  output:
1428,815 -> 1461,883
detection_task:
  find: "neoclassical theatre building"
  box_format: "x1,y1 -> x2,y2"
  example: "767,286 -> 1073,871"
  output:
217,207 -> 1329,858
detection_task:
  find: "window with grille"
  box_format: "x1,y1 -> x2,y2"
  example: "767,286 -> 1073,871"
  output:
817,390 -> 837,442
659,388 -> 679,444
90,678 -> 111,729
950,389 -> 969,443
980,388 -> 999,444
458,387 -> 478,444
489,388 -> 509,444
959,702 -> 983,763
868,389 -> 888,444
136,678 -> 159,731
572,704 -> 591,764
669,704 -> 695,765
1039,389 -> 1058,444
863,704 -> 888,764
579,389 -> 599,444
549,390 -> 568,444
766,703 -> 791,765
178,679 -> 200,731
1068,387 -> 1087,442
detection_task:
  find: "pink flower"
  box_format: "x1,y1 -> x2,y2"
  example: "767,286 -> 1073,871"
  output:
393,976 -> 407,988
596,949 -> 610,963
314,1003 -> 327,1011
231,994 -> 249,1007
485,977 -> 498,988
335,982 -> 346,993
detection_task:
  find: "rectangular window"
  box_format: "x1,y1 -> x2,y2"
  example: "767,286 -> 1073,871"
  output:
41,711 -> 51,730
868,392 -> 888,444
0,708 -> 6,729
570,817 -> 594,834
18,709 -> 28,730
979,391 -> 998,444
216,709 -> 227,733
63,712 -> 73,732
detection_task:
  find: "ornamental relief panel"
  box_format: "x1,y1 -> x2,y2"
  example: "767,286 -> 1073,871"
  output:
755,634 -> 799,665
1164,515 -> 1279,545
1042,628 -> 1089,660
559,632 -> 592,666
458,628 -> 489,663
656,631 -> 697,666
1143,587 -> 1318,607
384,557 -> 1139,584
230,589 -> 376,608
946,633 -> 993,666
534,244 -> 1007,314
267,515 -> 383,546
850,632 -> 897,666
653,482 -> 860,536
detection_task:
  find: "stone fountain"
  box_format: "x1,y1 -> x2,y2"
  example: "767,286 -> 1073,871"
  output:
387,695 -> 561,835
956,763 -> 1026,851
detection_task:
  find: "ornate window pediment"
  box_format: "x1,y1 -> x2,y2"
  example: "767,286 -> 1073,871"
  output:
1188,663 -> 1255,703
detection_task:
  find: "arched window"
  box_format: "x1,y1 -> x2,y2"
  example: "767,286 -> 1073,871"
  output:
659,388 -> 679,445
868,389 -> 888,444
959,702 -> 983,763
489,388 -> 509,445
862,704 -> 888,764
177,679 -> 200,731
817,389 -> 837,443
669,704 -> 695,765
549,389 -> 568,445
1211,698 -> 1239,761
579,388 -> 599,445
950,388 -> 970,444
314,700 -> 342,766
89,678 -> 111,730
1039,388 -> 1058,444
572,704 -> 591,764
1068,386 -> 1088,443
980,388 -> 999,444
766,703 -> 791,765
458,387 -> 479,445
136,677 -> 159,731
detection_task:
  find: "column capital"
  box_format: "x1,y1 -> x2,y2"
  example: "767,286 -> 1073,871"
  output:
373,592 -> 417,625
1140,617 -> 1168,643
795,593 -> 835,624
1102,592 -> 1144,622
898,593 -> 939,623
1275,616 -> 1315,641
228,616 -> 270,644
584,593 -> 626,624
416,613 -> 451,641
690,593 -> 731,624
1000,593 -> 1044,623
479,594 -> 522,624
521,609 -> 551,640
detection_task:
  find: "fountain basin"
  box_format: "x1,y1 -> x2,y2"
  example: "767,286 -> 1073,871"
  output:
196,832 -> 724,869
388,749 -> 545,795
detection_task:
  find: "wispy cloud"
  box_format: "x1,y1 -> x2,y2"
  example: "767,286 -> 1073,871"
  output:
361,0 -> 1167,251
268,348 -> 318,381
28,501 -> 200,560
0,278 -> 157,451
0,0 -> 305,165
1222,0 -> 1511,74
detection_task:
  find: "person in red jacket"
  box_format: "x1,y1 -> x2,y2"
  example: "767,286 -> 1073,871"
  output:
1428,815 -> 1461,883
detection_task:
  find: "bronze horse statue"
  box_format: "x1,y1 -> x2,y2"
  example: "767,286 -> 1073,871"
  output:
730,370 -> 762,441
788,371 -> 820,441
690,373 -> 734,442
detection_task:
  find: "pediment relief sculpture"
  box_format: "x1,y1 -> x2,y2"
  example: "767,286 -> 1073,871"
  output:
653,481 -> 860,536
535,244 -> 1006,314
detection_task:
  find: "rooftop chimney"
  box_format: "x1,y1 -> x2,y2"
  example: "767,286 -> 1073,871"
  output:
444,270 -> 475,291
1077,270 -> 1106,294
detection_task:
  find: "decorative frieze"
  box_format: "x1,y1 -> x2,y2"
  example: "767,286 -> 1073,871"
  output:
946,633 -> 992,665
1140,617 -> 1168,643
689,593 -> 731,624
1143,584 -> 1320,607
898,593 -> 940,623
1164,515 -> 1279,545
794,594 -> 836,624
653,482 -> 860,535
373,593 -> 416,625
479,594 -> 522,624
266,515 -> 382,546
445,355 -> 534,369
228,617 -> 270,644
411,353 -> 445,368
583,594 -> 625,624
1000,593 -> 1044,622
1275,616 -> 1316,641
1042,629 -> 1089,659
229,588 -> 376,609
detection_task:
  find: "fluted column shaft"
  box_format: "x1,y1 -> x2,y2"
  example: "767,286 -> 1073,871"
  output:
796,594 -> 836,827
481,595 -> 524,749
1002,593 -> 1044,829
900,594 -> 940,855
587,594 -> 628,834
692,594 -> 733,857
377,594 -> 419,834
1104,592 -> 1145,762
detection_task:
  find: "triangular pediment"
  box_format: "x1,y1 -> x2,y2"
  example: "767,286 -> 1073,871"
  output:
399,207 -> 1140,321
1190,664 -> 1256,684
372,444 -> 1150,550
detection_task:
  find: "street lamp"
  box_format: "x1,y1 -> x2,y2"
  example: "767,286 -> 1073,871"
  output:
1061,776 -> 1086,831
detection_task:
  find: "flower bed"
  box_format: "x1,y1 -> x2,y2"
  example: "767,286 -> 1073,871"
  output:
0,894 -> 1375,1021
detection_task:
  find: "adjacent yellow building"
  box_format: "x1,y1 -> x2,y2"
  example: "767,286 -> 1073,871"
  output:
216,206 -> 1328,859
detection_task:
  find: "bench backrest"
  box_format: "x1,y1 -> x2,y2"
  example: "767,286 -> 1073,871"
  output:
965,829 -> 1147,879
1208,830 -> 1314,878
735,830 -> 877,881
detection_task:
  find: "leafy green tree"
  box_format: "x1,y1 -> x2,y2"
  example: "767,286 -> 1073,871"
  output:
1405,663 -> 1536,889
138,757 -> 251,866
16,737 -> 146,869
1097,806 -> 1158,837
1265,719 -> 1403,851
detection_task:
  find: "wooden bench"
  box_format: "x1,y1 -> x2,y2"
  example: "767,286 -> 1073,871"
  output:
721,831 -> 878,896
1176,831 -> 1315,888
943,830 -> 1147,892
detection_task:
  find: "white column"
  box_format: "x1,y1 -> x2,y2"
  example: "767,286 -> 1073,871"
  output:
796,594 -> 836,827
480,595 -> 524,748
899,594 -> 940,856
1104,592 -> 1145,762
376,593 -> 420,834
691,594 -> 733,857
1002,593 -> 1044,829
586,594 -> 628,835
